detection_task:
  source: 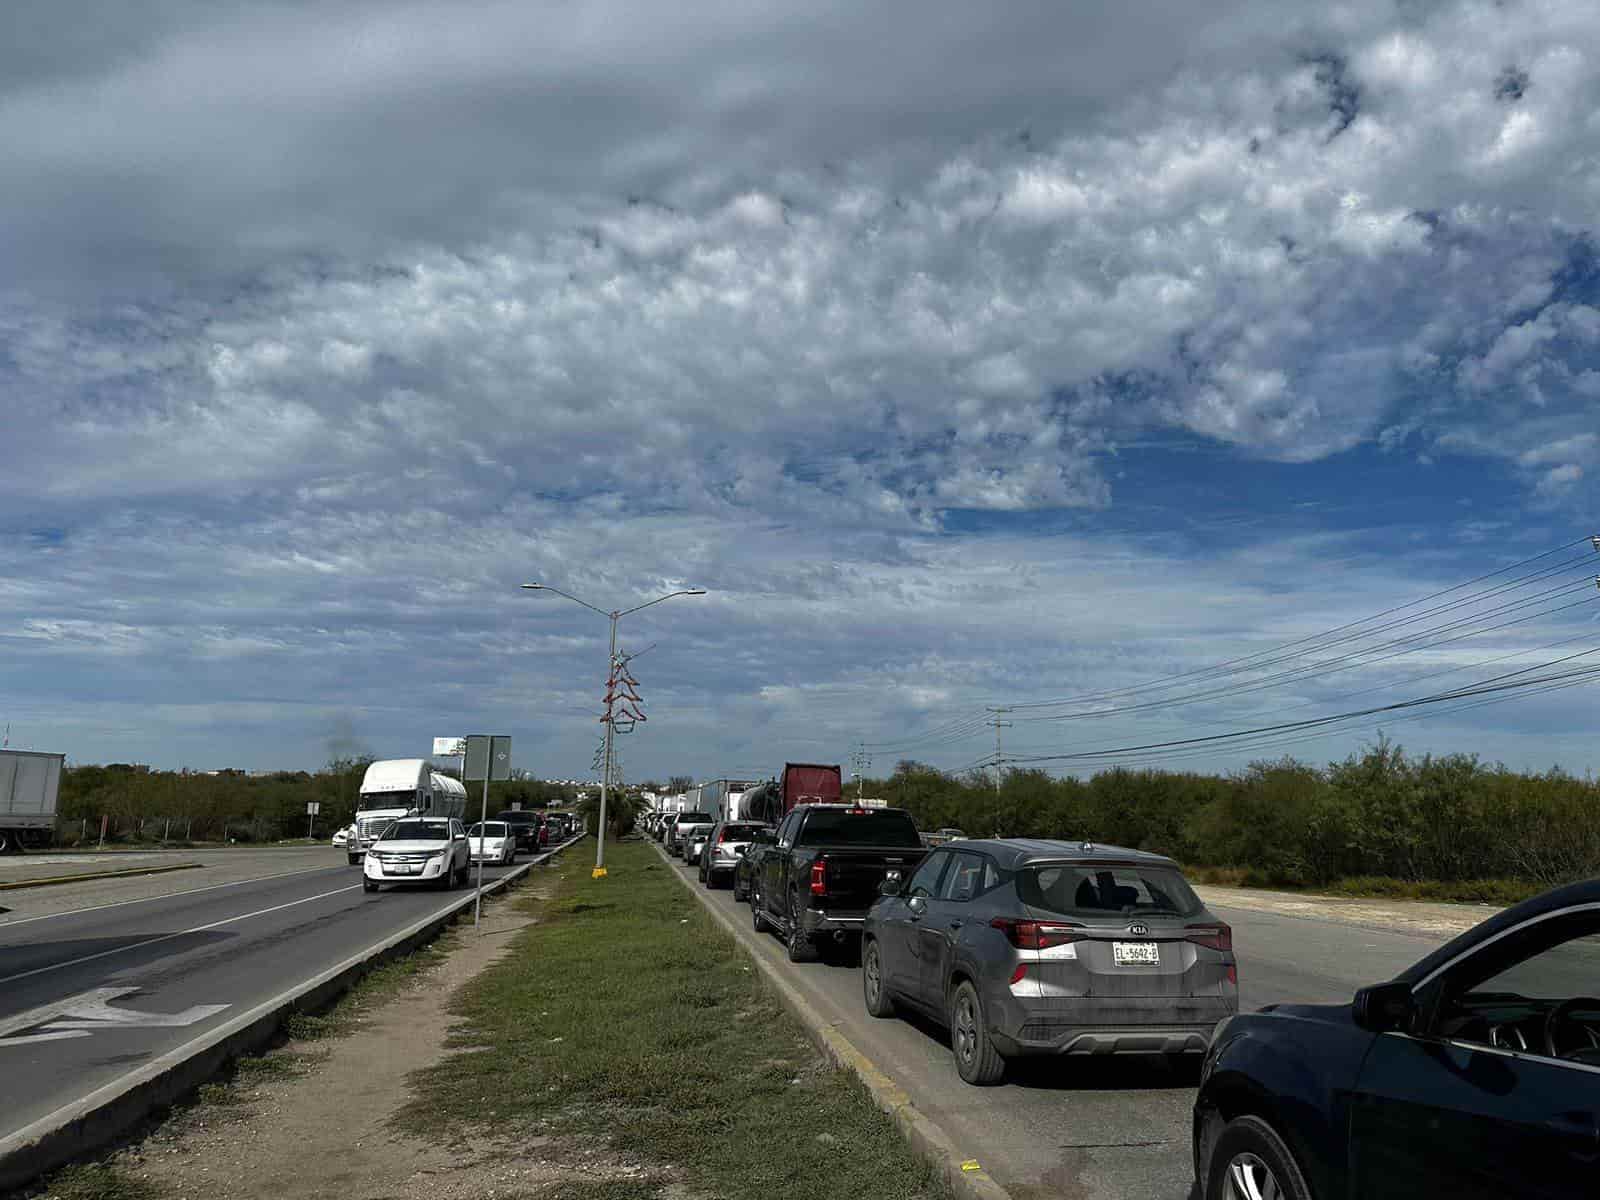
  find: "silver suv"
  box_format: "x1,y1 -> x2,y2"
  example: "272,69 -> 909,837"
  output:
862,839 -> 1237,1084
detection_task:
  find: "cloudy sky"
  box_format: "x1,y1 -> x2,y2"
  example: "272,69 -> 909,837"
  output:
3,0 -> 1598,782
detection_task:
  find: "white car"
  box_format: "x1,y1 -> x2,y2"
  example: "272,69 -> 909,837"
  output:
466,820 -> 517,865
331,825 -> 351,848
362,816 -> 470,893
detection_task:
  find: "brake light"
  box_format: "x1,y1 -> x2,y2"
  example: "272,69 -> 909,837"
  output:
1185,924 -> 1232,952
716,828 -> 728,844
847,808 -> 868,815
1010,963 -> 1028,985
1226,964 -> 1237,986
810,858 -> 827,897
989,917 -> 1085,950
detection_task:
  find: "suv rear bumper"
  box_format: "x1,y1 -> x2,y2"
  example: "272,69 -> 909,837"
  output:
994,1024 -> 1220,1056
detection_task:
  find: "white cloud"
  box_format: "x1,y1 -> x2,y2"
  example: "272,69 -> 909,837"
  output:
4,0 -> 1600,773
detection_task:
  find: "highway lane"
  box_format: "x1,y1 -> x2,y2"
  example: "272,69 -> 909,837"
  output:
662,848 -> 1457,1200
0,843 -> 570,1146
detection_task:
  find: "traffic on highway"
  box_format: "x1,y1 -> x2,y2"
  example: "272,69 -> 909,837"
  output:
0,803 -> 586,1189
648,791 -> 1600,1200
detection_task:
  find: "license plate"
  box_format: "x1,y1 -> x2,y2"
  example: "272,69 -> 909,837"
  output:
390,864 -> 420,875
1113,942 -> 1160,966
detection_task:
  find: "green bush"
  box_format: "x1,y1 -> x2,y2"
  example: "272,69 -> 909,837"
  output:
871,739 -> 1600,896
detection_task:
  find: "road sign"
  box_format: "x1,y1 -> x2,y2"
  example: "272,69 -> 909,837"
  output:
305,802 -> 321,815
433,736 -> 466,757
463,735 -> 513,782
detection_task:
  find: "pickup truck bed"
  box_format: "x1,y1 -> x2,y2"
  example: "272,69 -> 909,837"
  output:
747,804 -> 927,963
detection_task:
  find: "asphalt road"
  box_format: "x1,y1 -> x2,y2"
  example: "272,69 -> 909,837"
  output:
661,847 -> 1458,1200
0,844 -> 562,1146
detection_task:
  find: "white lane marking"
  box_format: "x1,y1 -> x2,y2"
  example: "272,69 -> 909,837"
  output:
1,1031 -> 91,1046
0,987 -> 230,1048
0,884 -> 362,988
0,863 -> 347,929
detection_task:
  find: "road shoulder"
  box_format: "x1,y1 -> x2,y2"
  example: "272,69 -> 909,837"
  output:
1193,883 -> 1499,941
656,839 -> 1014,1200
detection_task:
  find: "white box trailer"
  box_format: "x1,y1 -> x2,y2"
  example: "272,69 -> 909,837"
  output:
1,749 -> 65,853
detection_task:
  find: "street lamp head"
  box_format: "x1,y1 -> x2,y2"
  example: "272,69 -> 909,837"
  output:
521,583 -> 545,590
684,588 -> 707,596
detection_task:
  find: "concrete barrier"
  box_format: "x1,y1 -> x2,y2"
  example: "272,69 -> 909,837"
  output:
0,836 -> 585,1191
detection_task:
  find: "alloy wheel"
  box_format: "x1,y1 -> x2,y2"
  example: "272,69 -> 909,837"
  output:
864,946 -> 882,1004
953,991 -> 977,1066
1222,1152 -> 1282,1200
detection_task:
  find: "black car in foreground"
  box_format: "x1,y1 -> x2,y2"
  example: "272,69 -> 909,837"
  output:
1194,876 -> 1600,1200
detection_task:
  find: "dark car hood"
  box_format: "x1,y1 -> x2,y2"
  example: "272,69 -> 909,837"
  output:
1255,1001 -> 1355,1027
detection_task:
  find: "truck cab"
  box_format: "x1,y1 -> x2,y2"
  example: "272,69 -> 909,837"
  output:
348,759 -> 435,865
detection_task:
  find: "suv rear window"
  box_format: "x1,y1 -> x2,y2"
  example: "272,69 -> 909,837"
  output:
723,824 -> 765,838
676,813 -> 714,823
796,809 -> 923,847
1018,863 -> 1203,919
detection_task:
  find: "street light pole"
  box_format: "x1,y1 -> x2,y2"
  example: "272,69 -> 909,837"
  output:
522,583 -> 705,880
596,610 -> 617,874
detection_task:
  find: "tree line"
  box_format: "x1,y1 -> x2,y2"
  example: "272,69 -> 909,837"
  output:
54,759 -> 581,845
874,738 -> 1600,899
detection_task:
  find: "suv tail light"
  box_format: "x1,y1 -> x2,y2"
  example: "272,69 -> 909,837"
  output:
1184,924 -> 1232,952
989,917 -> 1085,950
810,858 -> 828,897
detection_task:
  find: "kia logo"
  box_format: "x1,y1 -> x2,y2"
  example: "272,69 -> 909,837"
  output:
1128,923 -> 1149,936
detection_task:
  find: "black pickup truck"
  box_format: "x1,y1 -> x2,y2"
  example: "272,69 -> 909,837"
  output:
748,804 -> 927,962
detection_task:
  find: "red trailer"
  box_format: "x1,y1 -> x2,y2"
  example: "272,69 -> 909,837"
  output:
780,762 -> 842,811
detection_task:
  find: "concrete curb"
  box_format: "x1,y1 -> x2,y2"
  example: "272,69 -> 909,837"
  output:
0,835 -> 585,1192
655,843 -> 1015,1200
0,863 -> 203,892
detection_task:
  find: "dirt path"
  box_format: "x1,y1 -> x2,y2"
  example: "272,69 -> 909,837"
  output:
1193,883 -> 1499,940
101,881 -> 643,1200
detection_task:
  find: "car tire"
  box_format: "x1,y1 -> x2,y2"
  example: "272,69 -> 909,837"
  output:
732,871 -> 747,901
862,939 -> 896,1018
785,900 -> 819,964
950,980 -> 1005,1085
348,854 -> 362,867
1204,1115 -> 1314,1200
751,885 -> 767,932
362,878 -> 378,893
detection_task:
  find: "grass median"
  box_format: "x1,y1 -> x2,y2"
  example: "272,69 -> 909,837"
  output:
403,838 -> 950,1200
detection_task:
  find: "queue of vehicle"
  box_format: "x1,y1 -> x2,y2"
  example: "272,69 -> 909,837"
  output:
655,780 -> 1600,1199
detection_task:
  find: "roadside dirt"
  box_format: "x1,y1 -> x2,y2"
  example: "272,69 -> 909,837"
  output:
94,882 -> 657,1200
1193,883 -> 1498,940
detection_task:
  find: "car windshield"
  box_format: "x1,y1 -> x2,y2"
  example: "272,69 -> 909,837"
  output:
797,809 -> 923,847
467,823 -> 507,837
380,820 -> 450,842
1018,863 -> 1203,919
359,790 -> 415,811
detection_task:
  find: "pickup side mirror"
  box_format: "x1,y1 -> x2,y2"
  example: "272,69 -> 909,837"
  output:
878,877 -> 902,897
1353,980 -> 1414,1033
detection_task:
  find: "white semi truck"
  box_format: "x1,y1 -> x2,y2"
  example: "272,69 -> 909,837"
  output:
346,759 -> 467,865
0,749 -> 65,854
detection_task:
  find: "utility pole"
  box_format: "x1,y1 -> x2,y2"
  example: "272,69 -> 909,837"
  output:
986,707 -> 1012,837
850,744 -> 870,802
